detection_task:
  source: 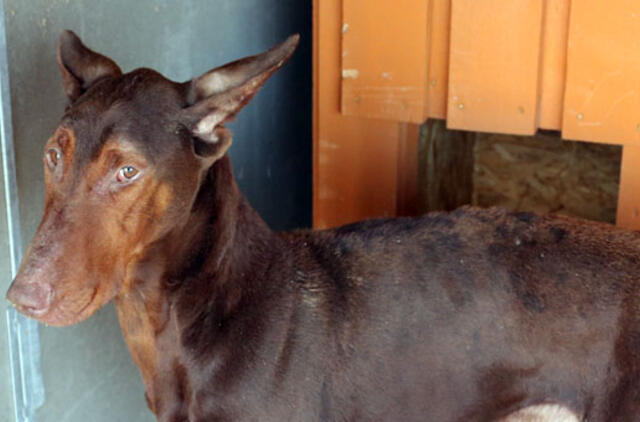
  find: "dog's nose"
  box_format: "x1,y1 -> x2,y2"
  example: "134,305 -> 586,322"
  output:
6,281 -> 53,316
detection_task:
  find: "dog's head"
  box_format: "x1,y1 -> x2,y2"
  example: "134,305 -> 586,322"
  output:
6,30 -> 298,326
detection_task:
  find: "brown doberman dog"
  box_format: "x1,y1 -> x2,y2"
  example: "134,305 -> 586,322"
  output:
6,30 -> 640,421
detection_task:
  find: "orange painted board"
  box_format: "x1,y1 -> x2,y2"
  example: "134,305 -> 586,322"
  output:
314,0 -> 401,229
617,146 -> 640,230
341,0 -> 429,123
426,0 -> 451,119
447,0 -> 544,135
562,0 -> 640,145
538,0 -> 570,130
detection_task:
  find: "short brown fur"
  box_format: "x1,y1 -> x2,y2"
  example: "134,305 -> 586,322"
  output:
6,31 -> 640,421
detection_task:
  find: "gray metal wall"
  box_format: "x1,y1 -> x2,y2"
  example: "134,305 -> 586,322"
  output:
1,1 -> 311,420
0,158 -> 14,419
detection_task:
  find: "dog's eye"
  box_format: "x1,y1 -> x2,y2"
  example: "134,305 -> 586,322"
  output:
117,166 -> 140,182
45,148 -> 61,169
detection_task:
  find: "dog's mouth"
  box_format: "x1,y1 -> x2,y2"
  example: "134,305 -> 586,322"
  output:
11,285 -> 100,327
9,300 -> 50,318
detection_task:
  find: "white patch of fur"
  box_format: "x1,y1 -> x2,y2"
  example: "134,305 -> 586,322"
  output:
199,72 -> 230,96
195,114 -> 223,141
499,404 -> 580,422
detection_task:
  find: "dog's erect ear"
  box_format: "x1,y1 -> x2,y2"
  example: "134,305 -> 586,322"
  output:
180,34 -> 300,161
57,30 -> 122,102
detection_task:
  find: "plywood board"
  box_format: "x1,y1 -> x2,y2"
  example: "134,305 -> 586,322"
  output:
562,0 -> 640,145
341,0 -> 429,123
447,0 -> 544,135
474,132 -> 620,224
314,0 -> 401,229
538,0 -> 570,130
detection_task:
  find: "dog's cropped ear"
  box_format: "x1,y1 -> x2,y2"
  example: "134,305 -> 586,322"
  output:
57,30 -> 122,102
180,34 -> 300,162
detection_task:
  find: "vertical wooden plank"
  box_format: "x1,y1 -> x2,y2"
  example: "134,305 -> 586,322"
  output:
562,0 -> 640,145
397,123 -> 420,216
418,120 -> 475,213
617,146 -> 640,230
314,0 -> 401,229
538,0 -> 570,130
312,0 -> 320,225
426,0 -> 451,120
341,0 -> 428,123
447,0 -> 544,135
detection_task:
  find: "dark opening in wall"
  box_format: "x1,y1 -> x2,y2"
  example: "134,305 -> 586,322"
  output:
418,120 -> 622,224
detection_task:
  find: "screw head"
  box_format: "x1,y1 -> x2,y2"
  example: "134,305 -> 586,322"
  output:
577,112 -> 584,121
458,103 -> 464,110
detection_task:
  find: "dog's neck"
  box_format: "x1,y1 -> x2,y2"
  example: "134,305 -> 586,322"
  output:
114,156 -> 279,414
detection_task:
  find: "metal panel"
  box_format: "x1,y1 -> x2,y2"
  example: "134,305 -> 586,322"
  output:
3,0 -> 311,420
447,0 -> 544,135
1,0 -> 45,419
340,0 -> 429,123
562,0 -> 640,145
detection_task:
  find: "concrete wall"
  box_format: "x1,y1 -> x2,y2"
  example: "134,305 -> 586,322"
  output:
1,1 -> 311,420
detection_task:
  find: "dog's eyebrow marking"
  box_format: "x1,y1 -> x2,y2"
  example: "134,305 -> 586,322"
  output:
99,137 -> 145,157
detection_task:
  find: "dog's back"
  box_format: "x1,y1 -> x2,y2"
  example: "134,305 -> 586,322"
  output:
267,207 -> 639,420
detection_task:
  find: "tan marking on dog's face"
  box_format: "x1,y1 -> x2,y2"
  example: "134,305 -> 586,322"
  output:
10,128 -> 186,326
8,66 -> 206,326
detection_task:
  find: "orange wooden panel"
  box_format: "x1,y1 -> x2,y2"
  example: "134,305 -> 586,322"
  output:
617,146 -> 640,230
426,0 -> 451,119
314,0 -> 401,229
447,0 -> 544,135
538,0 -> 570,130
341,0 -> 428,123
562,1 -> 640,145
